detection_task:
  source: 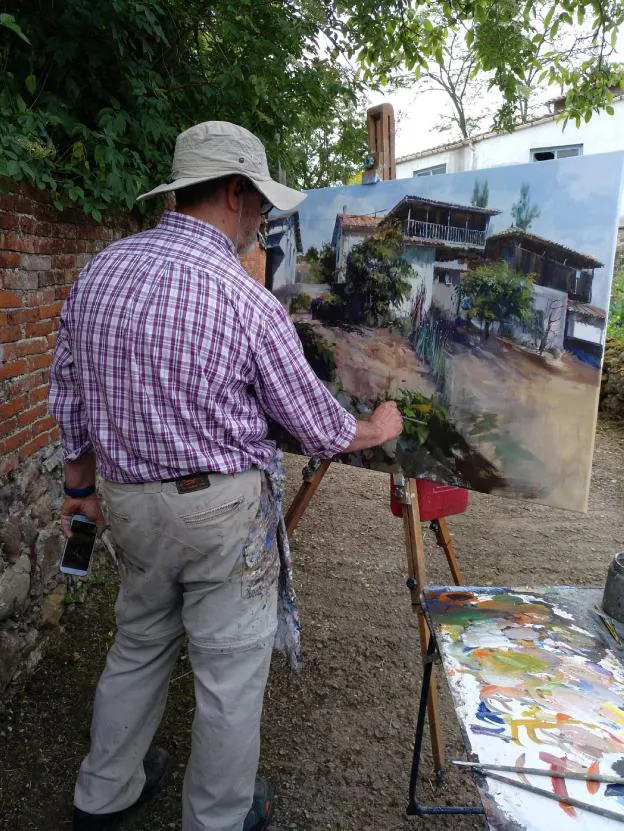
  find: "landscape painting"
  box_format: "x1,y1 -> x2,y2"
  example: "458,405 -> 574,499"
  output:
263,153 -> 624,511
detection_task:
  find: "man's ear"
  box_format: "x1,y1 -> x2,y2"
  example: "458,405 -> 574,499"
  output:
225,176 -> 245,213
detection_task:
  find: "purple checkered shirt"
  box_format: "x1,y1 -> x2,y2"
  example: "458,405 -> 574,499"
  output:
49,211 -> 356,483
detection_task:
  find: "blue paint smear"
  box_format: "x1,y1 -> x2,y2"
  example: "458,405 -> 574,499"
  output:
605,784 -> 624,806
470,724 -> 509,741
476,701 -> 505,725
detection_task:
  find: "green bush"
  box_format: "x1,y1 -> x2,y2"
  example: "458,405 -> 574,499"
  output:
290,293 -> 312,313
608,265 -> 624,345
294,321 -> 337,381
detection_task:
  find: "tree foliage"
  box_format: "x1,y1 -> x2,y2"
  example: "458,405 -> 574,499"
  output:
0,0 -> 366,217
3,0 -> 624,218
608,259 -> 624,345
344,222 -> 413,325
337,0 -> 624,132
511,183 -> 541,230
307,242 -> 337,284
398,4 -> 617,141
459,261 -> 534,339
471,179 -> 490,208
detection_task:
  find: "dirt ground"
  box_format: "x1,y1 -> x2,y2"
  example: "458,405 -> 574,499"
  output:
1,417 -> 623,831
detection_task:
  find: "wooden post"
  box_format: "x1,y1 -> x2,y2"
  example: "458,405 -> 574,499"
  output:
285,459 -> 332,535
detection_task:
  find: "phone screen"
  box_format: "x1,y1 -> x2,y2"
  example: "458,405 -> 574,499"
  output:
62,518 -> 96,572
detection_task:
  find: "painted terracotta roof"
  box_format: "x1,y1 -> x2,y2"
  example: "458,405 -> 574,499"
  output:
487,227 -> 603,268
336,213 -> 382,229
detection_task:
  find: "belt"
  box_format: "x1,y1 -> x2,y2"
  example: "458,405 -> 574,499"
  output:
161,471 -> 213,493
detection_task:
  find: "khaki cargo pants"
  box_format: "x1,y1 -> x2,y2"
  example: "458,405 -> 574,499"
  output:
74,469 -> 278,831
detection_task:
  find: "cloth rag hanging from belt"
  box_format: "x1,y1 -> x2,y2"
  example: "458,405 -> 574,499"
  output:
245,450 -> 300,671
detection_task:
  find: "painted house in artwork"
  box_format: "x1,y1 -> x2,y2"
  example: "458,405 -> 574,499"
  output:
485,228 -> 606,362
264,210 -> 303,294
331,196 -> 500,317
331,211 -> 381,282
381,195 -> 501,318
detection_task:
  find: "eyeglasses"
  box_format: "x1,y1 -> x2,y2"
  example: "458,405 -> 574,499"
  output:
260,200 -> 273,216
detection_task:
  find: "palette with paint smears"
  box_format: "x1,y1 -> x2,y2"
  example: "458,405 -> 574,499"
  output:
425,586 -> 624,830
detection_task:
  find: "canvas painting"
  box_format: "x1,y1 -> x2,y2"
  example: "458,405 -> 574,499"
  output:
425,586 -> 624,831
263,152 -> 624,511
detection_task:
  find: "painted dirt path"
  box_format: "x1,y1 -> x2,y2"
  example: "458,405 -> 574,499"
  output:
0,419 -> 623,830
448,340 -> 602,512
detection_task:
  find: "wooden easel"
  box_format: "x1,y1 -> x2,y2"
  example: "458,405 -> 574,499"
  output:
285,458 -> 464,772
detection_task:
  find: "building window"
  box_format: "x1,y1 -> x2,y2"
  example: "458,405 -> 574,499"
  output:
531,144 -> 583,162
414,163 -> 447,177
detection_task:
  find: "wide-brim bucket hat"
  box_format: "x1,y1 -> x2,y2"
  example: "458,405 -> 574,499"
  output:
137,121 -> 306,212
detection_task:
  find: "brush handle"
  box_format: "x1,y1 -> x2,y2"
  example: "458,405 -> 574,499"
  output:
453,760 -> 624,786
482,770 -> 624,823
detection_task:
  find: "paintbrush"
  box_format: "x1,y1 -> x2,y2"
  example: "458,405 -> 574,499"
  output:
594,605 -> 623,644
453,760 -> 624,785
475,770 -> 624,824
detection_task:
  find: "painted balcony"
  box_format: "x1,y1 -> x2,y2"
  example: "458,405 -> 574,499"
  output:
404,219 -> 487,248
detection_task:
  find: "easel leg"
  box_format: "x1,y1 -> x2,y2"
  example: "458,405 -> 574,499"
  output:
401,478 -> 445,775
285,459 -> 332,535
430,517 -> 463,585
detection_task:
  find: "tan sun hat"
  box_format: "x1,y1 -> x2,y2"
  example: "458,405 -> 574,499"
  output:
136,121 -> 306,212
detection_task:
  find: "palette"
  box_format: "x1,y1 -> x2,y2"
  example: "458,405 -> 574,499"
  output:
424,586 -> 624,830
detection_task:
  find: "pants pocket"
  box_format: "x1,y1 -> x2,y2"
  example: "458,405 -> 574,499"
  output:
180,498 -> 243,526
241,475 -> 279,600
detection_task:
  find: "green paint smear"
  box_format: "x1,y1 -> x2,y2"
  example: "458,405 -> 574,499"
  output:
470,648 -> 553,676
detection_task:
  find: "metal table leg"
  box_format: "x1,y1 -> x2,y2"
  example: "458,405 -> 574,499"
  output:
406,632 -> 485,817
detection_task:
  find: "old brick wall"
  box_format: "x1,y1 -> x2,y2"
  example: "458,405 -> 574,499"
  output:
239,240 -> 266,285
0,181 -> 137,695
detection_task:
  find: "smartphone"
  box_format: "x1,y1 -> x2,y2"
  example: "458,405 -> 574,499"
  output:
60,514 -> 97,576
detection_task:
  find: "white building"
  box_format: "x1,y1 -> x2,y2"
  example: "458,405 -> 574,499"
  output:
395,94 -> 624,217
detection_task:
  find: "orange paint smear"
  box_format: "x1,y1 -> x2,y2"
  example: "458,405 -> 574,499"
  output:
587,761 -> 600,795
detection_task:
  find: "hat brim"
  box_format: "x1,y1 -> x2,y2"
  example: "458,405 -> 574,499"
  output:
137,174 -> 306,212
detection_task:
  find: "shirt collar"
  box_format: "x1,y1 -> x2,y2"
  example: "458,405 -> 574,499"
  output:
157,210 -> 237,258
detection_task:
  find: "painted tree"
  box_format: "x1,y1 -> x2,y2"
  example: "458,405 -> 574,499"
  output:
344,222 -> 413,325
538,294 -> 566,354
511,184 -> 541,230
471,179 -> 490,208
458,261 -> 534,340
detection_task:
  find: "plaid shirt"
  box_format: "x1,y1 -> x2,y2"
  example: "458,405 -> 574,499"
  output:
49,211 -> 356,483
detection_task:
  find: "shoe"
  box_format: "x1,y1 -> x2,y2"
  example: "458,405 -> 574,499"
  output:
243,779 -> 274,831
73,747 -> 170,830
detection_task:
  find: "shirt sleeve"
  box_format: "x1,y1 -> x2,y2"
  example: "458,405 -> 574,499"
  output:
48,301 -> 93,461
254,305 -> 357,458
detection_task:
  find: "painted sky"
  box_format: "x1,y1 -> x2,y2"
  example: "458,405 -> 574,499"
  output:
294,152 -> 624,312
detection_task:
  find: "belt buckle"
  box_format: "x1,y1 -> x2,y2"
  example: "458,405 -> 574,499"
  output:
175,473 -> 211,494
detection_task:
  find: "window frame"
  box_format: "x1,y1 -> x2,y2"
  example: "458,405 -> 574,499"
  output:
530,144 -> 583,162
413,163 -> 447,177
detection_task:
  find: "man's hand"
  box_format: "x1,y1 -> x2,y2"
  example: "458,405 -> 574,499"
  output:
368,400 -> 404,444
60,493 -> 106,538
344,400 -> 404,453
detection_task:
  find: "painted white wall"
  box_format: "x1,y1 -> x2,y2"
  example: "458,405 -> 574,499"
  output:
335,229 -> 372,282
396,98 -> 624,213
568,319 -> 604,345
401,247 -> 436,315
431,281 -> 459,320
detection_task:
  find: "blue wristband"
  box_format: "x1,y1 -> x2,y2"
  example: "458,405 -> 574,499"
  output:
64,483 -> 96,498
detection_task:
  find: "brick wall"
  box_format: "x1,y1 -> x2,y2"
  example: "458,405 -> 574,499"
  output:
0,181 -> 138,695
0,183 -> 138,475
239,240 -> 266,285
